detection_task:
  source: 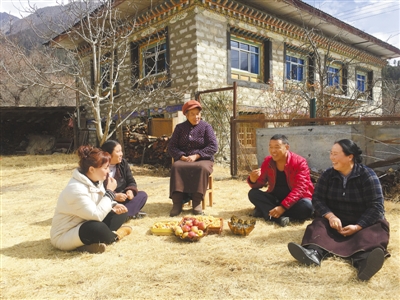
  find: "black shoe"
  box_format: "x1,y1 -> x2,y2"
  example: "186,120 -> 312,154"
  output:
288,242 -> 321,266
278,216 -> 290,227
250,207 -> 263,218
357,248 -> 385,281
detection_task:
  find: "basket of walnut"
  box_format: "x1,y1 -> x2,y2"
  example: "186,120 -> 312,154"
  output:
228,215 -> 256,236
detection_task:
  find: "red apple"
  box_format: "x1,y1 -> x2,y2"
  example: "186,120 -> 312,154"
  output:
192,219 -> 199,226
188,231 -> 197,238
198,222 -> 206,230
182,225 -> 191,232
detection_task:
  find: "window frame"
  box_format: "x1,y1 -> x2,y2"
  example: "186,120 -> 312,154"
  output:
356,70 -> 367,92
285,52 -> 306,82
141,40 -> 168,78
230,37 -> 261,79
227,31 -> 272,89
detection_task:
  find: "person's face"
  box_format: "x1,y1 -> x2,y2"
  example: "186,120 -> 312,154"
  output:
268,139 -> 289,163
88,162 -> 110,182
330,143 -> 354,175
186,108 -> 201,126
110,144 -> 123,164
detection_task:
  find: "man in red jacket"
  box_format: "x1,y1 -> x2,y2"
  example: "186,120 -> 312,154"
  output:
247,134 -> 314,227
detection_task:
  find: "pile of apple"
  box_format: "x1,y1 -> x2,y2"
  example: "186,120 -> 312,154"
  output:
174,216 -> 207,241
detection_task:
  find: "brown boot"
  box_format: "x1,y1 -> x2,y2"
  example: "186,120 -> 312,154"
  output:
170,193 -> 183,217
76,243 -> 106,254
192,193 -> 203,215
115,225 -> 132,241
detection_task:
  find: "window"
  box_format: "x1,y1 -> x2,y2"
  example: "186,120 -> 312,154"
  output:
131,27 -> 170,89
231,40 -> 260,74
286,54 -> 305,81
327,66 -> 340,88
357,72 -> 367,92
143,41 -> 167,77
228,33 -> 272,86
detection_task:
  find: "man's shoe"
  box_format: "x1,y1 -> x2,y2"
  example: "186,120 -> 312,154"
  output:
76,243 -> 106,254
279,216 -> 290,227
288,242 -> 321,266
115,225 -> 132,241
250,207 -> 263,218
357,248 -> 385,281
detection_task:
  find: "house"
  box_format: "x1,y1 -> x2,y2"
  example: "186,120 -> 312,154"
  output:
49,0 -> 400,149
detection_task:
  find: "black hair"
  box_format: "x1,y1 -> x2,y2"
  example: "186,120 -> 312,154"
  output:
101,140 -> 120,155
270,134 -> 289,145
335,139 -> 363,163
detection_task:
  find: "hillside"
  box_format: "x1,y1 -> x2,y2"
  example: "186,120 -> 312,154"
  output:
0,12 -> 19,34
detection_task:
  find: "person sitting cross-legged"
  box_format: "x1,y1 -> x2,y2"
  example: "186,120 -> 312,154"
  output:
247,134 -> 314,227
288,139 -> 390,281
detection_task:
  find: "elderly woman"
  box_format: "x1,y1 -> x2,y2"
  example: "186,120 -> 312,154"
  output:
101,140 -> 148,220
288,139 -> 390,281
50,145 -> 132,254
168,100 -> 218,216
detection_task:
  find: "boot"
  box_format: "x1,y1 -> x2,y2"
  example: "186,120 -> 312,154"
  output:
170,193 -> 183,217
357,248 -> 384,281
288,242 -> 321,266
192,193 -> 203,215
115,225 -> 132,241
76,243 -> 106,254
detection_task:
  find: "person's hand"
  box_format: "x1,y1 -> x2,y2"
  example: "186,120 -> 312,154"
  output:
112,204 -> 128,214
115,193 -> 128,202
180,155 -> 199,162
339,224 -> 362,237
249,168 -> 261,183
126,190 -> 134,200
269,206 -> 285,219
328,215 -> 342,231
106,176 -> 117,191
187,154 -> 198,162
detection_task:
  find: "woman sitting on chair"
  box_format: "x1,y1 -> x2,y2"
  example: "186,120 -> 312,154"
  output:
168,100 -> 218,216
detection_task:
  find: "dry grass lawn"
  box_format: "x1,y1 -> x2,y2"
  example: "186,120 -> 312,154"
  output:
1,154 -> 399,299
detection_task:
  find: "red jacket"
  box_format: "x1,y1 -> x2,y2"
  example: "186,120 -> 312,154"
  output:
247,151 -> 314,209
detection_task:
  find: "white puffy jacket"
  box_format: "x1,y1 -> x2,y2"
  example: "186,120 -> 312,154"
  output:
50,169 -> 116,250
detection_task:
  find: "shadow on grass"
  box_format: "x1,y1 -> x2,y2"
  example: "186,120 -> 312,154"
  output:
32,218 -> 52,226
0,239 -> 79,259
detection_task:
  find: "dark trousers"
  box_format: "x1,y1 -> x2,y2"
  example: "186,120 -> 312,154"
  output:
78,211 -> 128,245
248,188 -> 313,221
122,191 -> 148,217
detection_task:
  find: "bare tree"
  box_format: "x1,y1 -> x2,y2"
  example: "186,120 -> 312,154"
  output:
0,0 -> 182,145
271,15 -> 385,119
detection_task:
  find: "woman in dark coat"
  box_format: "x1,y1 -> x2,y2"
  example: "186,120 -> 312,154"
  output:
288,139 -> 390,281
101,140 -> 148,219
168,100 -> 218,217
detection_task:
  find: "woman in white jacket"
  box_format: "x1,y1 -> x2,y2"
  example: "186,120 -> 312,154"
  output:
50,145 -> 132,253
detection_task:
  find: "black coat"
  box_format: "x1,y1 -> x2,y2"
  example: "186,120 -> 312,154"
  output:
104,158 -> 138,196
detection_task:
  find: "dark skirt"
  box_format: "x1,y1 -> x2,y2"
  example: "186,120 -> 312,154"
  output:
301,217 -> 390,258
169,160 -> 213,198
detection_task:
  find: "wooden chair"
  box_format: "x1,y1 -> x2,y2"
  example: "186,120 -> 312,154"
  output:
183,174 -> 213,210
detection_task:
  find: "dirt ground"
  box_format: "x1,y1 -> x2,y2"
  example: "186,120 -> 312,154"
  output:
1,154 -> 399,299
